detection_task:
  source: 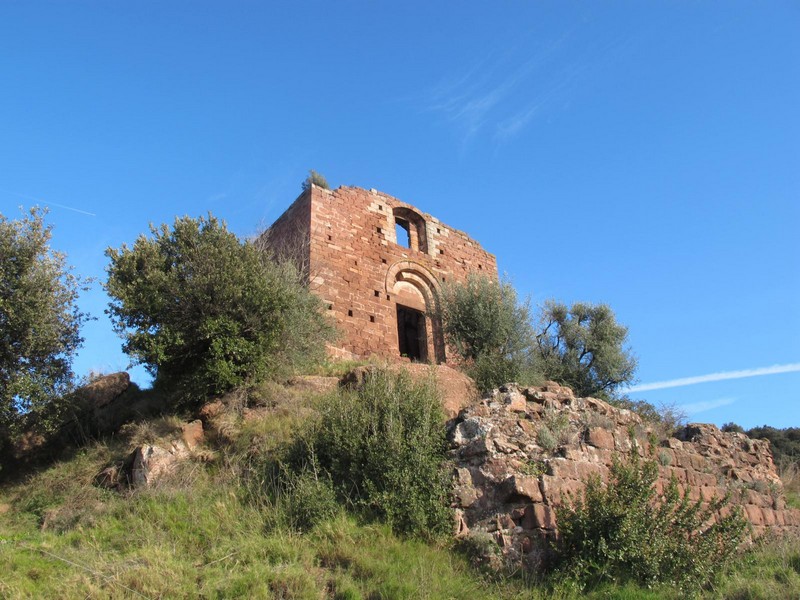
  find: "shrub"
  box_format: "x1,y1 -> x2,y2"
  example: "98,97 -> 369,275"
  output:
301,169 -> 330,191
436,275 -> 535,391
292,369 -> 451,538
555,450 -> 748,593
105,214 -> 335,407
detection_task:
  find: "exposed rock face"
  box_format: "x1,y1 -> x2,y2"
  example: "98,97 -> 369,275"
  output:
75,372 -> 131,410
96,420 -> 205,490
130,420 -> 205,487
449,383 -> 800,570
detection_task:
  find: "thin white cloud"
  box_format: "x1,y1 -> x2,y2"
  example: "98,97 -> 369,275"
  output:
680,397 -> 736,416
0,188 -> 96,217
627,363 -> 800,393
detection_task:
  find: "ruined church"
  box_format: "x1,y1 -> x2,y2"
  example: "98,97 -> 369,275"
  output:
262,184 -> 497,364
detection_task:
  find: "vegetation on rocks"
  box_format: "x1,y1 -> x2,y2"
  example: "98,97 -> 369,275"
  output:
556,450 -> 748,593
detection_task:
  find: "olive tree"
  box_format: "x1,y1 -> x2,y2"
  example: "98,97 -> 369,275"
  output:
0,207 -> 89,441
436,274 -> 535,390
534,300 -> 637,399
105,214 -> 334,405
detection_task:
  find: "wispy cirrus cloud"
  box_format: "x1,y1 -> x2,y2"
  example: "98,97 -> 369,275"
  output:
424,27 -> 636,145
627,363 -> 800,393
680,397 -> 736,416
425,33 -> 572,143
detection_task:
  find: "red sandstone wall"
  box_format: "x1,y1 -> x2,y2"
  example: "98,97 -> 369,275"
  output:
265,184 -> 497,363
260,191 -> 312,277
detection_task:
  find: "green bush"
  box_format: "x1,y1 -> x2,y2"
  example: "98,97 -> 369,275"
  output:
105,214 -> 335,406
555,450 -> 748,593
301,169 -> 330,191
436,274 -> 535,391
293,369 -> 451,538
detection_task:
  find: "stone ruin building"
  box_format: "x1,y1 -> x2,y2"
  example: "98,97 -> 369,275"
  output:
262,184 -> 497,364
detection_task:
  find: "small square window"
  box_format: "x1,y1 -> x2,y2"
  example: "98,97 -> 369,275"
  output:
439,249 -> 444,255
369,315 -> 375,323
376,227 -> 382,234
327,235 -> 332,241
378,204 -> 383,210
381,258 -> 387,264
347,309 -> 353,317
437,228 -> 441,233
374,290 -> 380,297
327,304 -> 333,310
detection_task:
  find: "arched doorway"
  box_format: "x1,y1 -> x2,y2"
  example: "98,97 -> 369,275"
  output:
384,261 -> 445,363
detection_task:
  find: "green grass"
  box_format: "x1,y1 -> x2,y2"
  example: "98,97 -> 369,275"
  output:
2,381 -> 799,600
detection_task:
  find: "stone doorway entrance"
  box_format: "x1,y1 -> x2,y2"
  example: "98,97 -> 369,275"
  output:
396,305 -> 427,362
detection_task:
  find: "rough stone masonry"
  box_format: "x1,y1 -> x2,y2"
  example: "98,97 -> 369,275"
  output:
262,184 -> 497,364
449,382 -> 800,570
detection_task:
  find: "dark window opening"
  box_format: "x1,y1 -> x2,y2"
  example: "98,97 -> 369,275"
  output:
381,258 -> 387,264
436,228 -> 441,233
376,227 -> 382,234
347,309 -> 353,317
395,218 -> 411,248
374,290 -> 380,297
396,305 -> 427,362
327,304 -> 333,310
369,315 -> 375,323
378,204 -> 383,210
478,264 -> 482,270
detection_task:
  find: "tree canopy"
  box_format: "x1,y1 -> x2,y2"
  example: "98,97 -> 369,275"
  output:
436,275 -> 534,391
105,214 -> 334,404
535,300 -> 637,399
0,207 -> 88,441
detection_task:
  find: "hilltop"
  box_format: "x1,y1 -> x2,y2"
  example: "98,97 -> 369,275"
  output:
2,365 -> 799,599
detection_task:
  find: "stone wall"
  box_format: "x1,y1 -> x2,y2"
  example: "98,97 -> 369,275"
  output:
263,185 -> 497,364
449,382 -> 800,569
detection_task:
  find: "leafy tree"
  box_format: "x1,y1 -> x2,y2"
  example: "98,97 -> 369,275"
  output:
0,207 -> 89,441
301,169 -> 330,191
105,214 -> 334,405
436,275 -> 535,390
746,425 -> 800,465
534,300 -> 637,399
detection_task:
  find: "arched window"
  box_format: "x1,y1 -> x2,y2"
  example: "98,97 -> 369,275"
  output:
392,207 -> 428,254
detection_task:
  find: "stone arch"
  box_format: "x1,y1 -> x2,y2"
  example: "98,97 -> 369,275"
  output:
385,261 -> 445,363
392,206 -> 428,253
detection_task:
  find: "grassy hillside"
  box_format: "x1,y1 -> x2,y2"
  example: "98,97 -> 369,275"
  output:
2,379 -> 800,599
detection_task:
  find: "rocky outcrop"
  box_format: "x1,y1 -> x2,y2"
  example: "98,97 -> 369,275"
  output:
449,382 -> 800,570
95,420 -> 205,490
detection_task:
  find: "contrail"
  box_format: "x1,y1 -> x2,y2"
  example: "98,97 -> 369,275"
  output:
0,188 -> 96,217
627,363 -> 800,393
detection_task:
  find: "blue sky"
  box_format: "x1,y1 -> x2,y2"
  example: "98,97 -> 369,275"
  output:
1,2 -> 797,428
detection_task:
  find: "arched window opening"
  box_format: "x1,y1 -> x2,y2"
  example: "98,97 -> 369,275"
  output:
392,207 -> 428,253
395,218 -> 411,248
